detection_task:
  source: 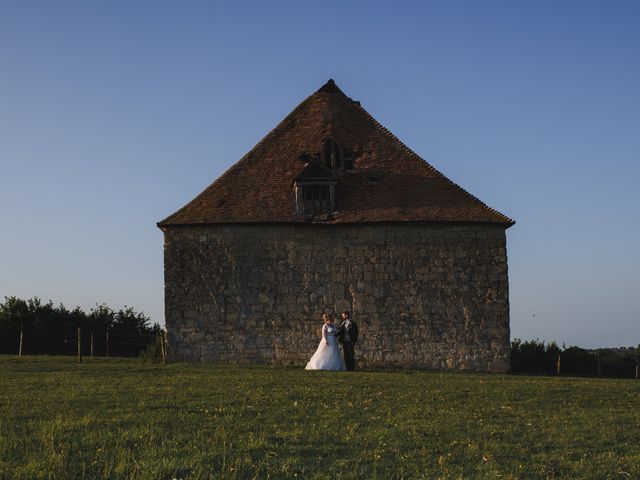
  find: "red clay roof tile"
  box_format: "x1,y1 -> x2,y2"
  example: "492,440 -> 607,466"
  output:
158,80 -> 515,228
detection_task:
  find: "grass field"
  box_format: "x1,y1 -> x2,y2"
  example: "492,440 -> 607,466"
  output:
0,356 -> 638,479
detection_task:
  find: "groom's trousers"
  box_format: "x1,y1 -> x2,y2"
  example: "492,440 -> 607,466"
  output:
343,342 -> 355,371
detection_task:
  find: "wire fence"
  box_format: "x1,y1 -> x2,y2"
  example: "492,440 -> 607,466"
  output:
511,340 -> 640,380
2,328 -> 638,378
511,351 -> 639,380
0,327 -> 167,362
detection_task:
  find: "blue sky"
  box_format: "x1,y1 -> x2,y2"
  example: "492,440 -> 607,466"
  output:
1,1 -> 638,347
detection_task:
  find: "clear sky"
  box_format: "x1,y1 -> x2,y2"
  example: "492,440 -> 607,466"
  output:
1,1 -> 638,348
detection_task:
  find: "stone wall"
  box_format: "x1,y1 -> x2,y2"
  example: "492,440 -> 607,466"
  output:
162,223 -> 511,372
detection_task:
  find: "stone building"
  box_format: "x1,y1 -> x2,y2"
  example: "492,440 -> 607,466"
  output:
158,80 -> 515,371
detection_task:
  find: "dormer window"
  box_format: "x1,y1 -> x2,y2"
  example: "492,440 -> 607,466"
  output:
301,184 -> 331,215
324,139 -> 340,168
294,159 -> 337,216
322,139 -> 355,170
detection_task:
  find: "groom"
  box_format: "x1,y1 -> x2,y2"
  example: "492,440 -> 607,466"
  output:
337,310 -> 358,371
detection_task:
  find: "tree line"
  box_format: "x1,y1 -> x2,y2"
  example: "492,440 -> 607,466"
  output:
0,296 -> 161,357
1,296 -> 638,376
511,338 -> 640,379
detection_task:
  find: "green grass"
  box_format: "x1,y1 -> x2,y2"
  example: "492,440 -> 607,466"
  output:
0,356 -> 638,479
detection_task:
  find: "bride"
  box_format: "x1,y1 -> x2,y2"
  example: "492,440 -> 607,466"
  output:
305,313 -> 346,371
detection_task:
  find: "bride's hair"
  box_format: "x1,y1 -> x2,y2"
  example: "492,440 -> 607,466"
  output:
322,313 -> 332,323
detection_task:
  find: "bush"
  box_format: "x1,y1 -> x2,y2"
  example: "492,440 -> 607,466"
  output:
138,340 -> 164,363
511,338 -> 560,375
560,346 -> 597,376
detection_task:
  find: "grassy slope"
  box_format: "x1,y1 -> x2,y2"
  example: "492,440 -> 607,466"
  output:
0,356 -> 638,480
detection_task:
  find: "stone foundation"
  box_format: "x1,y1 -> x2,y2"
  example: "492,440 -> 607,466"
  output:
162,223 -> 511,372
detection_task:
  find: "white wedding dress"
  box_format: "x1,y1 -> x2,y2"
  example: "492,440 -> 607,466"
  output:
305,323 -> 346,371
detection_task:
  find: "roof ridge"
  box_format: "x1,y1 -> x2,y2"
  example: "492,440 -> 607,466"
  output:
317,78 -> 346,95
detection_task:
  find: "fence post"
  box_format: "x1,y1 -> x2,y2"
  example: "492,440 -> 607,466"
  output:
163,330 -> 168,363
77,327 -> 82,363
596,352 -> 601,377
636,358 -> 639,380
90,333 -> 94,360
160,331 -> 166,364
556,353 -> 561,375
18,324 -> 23,357
106,332 -> 110,359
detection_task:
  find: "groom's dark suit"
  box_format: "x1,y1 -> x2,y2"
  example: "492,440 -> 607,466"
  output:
337,318 -> 358,371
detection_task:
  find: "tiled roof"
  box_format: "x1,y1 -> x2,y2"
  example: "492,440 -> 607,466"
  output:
158,80 -> 514,228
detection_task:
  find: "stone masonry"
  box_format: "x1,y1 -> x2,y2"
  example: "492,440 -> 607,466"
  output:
163,222 -> 510,372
